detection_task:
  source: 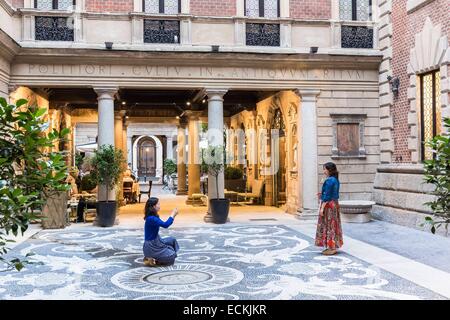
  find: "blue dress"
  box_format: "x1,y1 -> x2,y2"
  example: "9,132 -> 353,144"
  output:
143,216 -> 179,265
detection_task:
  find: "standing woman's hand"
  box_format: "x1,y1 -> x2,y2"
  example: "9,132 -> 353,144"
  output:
171,208 -> 178,219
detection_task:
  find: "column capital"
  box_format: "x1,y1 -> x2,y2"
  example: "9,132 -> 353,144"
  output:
294,89 -> 321,102
115,110 -> 127,120
8,84 -> 19,95
205,88 -> 228,99
185,110 -> 203,120
94,87 -> 119,99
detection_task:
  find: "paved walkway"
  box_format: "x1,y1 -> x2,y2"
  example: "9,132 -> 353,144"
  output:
1,186 -> 450,300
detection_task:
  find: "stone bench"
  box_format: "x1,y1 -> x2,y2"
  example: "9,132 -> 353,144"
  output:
339,200 -> 375,223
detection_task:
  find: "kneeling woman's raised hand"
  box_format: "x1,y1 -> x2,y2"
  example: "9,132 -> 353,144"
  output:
171,208 -> 178,218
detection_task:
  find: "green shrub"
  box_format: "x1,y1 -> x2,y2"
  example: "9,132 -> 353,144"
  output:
423,117 -> 450,234
225,166 -> 244,180
163,159 -> 177,176
81,174 -> 97,192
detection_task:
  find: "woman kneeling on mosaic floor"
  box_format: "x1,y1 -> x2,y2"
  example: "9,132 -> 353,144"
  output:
315,162 -> 344,256
143,197 -> 179,266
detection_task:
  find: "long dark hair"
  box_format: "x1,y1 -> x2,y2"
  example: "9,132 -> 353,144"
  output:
144,197 -> 159,219
323,162 -> 339,180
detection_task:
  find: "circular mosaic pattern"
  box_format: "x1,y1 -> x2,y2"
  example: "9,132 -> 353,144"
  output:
176,253 -> 211,263
37,231 -> 100,242
188,293 -> 240,300
230,226 -> 286,236
111,264 -> 244,293
225,237 -> 282,249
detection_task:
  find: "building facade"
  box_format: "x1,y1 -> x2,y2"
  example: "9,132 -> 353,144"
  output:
373,0 -> 450,232
1,1 -> 385,218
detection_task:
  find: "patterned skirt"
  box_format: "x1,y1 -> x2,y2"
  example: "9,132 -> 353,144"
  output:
315,200 -> 344,250
143,235 -> 179,265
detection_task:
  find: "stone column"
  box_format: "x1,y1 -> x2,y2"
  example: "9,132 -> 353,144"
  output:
166,135 -> 174,160
62,106 -> 74,167
94,87 -> 118,202
295,90 -> 320,214
185,111 -> 202,204
176,122 -> 188,195
115,110 -> 126,206
204,89 -> 227,222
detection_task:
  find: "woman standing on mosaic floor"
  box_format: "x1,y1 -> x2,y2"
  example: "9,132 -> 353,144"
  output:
143,197 -> 179,266
316,162 -> 343,255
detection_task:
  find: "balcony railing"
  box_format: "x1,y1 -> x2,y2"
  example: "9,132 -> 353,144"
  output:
246,23 -> 280,47
144,20 -> 180,44
341,25 -> 373,49
35,16 -> 74,41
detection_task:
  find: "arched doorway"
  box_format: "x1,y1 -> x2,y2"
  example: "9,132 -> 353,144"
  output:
271,107 -> 287,207
137,137 -> 156,180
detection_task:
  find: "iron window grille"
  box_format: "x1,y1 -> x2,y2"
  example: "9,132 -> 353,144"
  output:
144,20 -> 180,44
341,25 -> 373,48
143,0 -> 181,14
35,16 -> 74,41
34,0 -> 75,10
246,23 -> 280,46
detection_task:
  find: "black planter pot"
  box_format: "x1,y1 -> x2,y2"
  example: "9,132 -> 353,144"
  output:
210,198 -> 230,224
96,201 -> 117,227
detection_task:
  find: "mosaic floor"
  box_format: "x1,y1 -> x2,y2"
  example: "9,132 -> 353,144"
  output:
0,225 -> 444,300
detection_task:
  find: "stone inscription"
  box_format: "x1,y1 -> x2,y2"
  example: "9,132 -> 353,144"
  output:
17,64 -> 373,81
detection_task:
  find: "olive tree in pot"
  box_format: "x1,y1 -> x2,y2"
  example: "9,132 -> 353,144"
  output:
202,145 -> 229,224
90,145 -> 126,227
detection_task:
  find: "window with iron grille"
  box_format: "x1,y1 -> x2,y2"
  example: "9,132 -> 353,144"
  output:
339,0 -> 372,21
144,20 -> 180,44
35,0 -> 75,10
143,0 -> 181,14
245,0 -> 280,18
420,70 -> 442,161
35,16 -> 74,41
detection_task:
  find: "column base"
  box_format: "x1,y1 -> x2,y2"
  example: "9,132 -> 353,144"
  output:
176,190 -> 188,195
295,209 -> 319,221
186,196 -> 204,205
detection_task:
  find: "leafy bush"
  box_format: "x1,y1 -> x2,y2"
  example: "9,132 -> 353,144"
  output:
163,159 -> 177,176
0,97 -> 69,271
225,166 -> 244,180
81,173 -> 97,192
423,117 -> 450,235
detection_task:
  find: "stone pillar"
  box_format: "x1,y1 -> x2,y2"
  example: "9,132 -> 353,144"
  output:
204,89 -> 227,222
94,87 -> 118,202
176,122 -> 188,195
115,110 -> 126,205
62,106 -> 74,167
166,135 -> 174,160
185,111 -> 202,204
127,136 -> 132,166
295,90 -> 320,213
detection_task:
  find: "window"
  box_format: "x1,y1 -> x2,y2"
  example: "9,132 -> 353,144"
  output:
143,0 -> 181,14
331,114 -> 367,159
339,0 -> 372,21
35,0 -> 75,10
245,0 -> 280,18
420,70 -> 441,161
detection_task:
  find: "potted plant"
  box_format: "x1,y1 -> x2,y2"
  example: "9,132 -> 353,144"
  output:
202,145 -> 229,224
90,145 -> 126,227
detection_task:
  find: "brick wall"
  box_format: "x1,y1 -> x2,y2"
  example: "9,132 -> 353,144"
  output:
290,0 -> 331,20
391,0 -> 450,163
190,0 -> 236,16
85,0 -> 134,13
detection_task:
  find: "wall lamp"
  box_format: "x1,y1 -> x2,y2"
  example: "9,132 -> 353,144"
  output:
105,42 -> 113,50
387,76 -> 400,97
212,45 -> 220,52
310,46 -> 319,54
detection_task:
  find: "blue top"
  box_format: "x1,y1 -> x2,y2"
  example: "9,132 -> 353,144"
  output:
321,176 -> 340,202
144,216 -> 174,241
